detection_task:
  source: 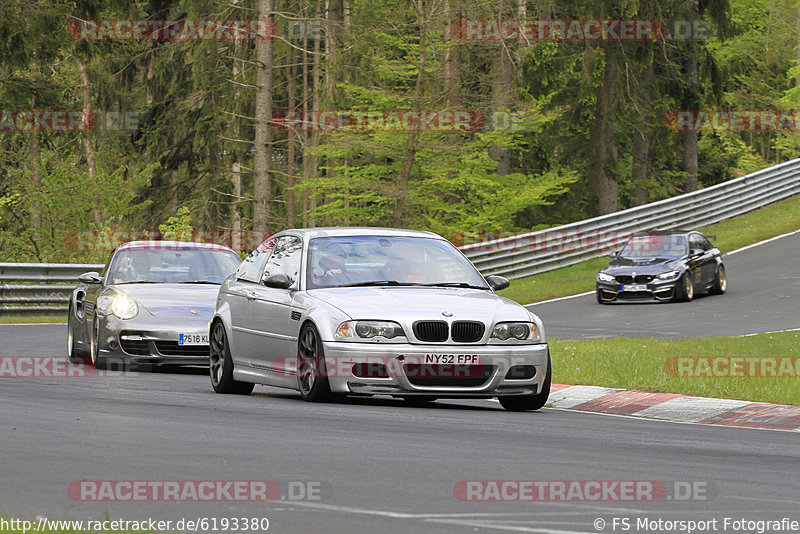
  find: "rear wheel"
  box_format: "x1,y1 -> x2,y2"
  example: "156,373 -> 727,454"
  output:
710,265 -> 727,295
209,321 -> 254,395
67,304 -> 87,364
498,354 -> 551,412
297,324 -> 336,402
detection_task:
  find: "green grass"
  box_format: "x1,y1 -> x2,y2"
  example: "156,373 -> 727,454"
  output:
550,331 -> 800,405
0,315 -> 66,324
499,193 -> 800,304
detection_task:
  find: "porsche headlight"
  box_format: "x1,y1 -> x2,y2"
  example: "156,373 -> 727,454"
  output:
657,270 -> 680,280
336,321 -> 406,342
597,272 -> 615,283
490,322 -> 540,343
111,294 -> 139,320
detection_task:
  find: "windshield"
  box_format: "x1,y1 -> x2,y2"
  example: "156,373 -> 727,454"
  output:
108,247 -> 242,284
619,234 -> 688,260
306,236 -> 489,290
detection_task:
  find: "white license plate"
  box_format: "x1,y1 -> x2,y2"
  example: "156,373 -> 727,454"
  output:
423,354 -> 481,365
622,284 -> 648,291
179,333 -> 208,346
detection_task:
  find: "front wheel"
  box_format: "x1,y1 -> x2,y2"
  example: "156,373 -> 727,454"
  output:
209,321 -> 254,395
709,265 -> 727,295
675,271 -> 694,302
89,315 -> 108,370
498,354 -> 552,412
297,324 -> 336,402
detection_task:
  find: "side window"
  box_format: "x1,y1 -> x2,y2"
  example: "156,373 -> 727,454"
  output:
261,236 -> 303,286
236,236 -> 277,283
689,234 -> 708,252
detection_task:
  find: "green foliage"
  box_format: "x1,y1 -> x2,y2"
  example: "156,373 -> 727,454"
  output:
158,206 -> 194,241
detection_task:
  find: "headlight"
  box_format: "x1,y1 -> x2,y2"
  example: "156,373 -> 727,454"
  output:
657,270 -> 680,280
490,322 -> 540,343
597,272 -> 615,282
111,294 -> 138,320
336,320 -> 406,342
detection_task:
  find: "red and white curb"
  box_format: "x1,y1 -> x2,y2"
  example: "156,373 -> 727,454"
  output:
548,384 -> 800,431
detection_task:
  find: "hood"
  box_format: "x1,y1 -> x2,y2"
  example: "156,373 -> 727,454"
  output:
307,287 -> 531,322
112,283 -> 219,318
602,256 -> 684,276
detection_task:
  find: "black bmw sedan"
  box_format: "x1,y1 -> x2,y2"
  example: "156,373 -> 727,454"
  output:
596,230 -> 726,303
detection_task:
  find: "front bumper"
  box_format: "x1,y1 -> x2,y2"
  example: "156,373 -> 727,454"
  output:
596,278 -> 679,302
320,341 -> 549,397
97,314 -> 210,366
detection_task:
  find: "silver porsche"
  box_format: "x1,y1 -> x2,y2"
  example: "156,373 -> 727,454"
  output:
68,241 -> 242,369
210,228 -> 551,411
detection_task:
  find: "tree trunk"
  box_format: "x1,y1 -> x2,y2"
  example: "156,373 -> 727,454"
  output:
588,44 -> 619,215
76,58 -> 102,225
443,0 -> 461,107
489,49 -> 513,176
683,54 -> 699,192
631,63 -> 653,206
393,0 -> 426,227
253,0 -> 275,231
287,47 -> 297,228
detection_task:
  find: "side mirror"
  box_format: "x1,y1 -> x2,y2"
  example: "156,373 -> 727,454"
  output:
689,248 -> 703,257
78,271 -> 102,284
485,275 -> 510,291
606,250 -> 619,259
263,273 -> 293,289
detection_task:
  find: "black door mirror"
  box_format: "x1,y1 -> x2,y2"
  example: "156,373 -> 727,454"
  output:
263,273 -> 293,289
485,275 -> 510,291
606,250 -> 619,259
78,271 -> 102,284
689,248 -> 704,257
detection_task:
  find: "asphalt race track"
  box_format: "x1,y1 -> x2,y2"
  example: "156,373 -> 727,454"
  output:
1,326 -> 799,533
1,232 -> 799,533
528,232 -> 800,340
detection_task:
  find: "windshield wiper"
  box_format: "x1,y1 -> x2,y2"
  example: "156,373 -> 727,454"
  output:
115,280 -> 161,284
336,280 -> 419,287
422,282 -> 488,289
178,280 -> 221,285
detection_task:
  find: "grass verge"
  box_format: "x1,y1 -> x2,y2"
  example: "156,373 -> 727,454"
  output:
499,193 -> 800,304
0,315 -> 66,324
550,331 -> 800,405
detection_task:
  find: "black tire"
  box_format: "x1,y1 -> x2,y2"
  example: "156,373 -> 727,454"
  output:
297,323 -> 336,402
675,271 -> 694,302
67,304 -> 88,364
209,321 -> 254,394
498,354 -> 552,412
89,315 -> 108,370
709,264 -> 727,295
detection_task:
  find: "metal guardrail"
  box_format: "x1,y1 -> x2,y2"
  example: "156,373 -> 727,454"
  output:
0,263 -> 103,316
461,158 -> 800,279
2,158 -> 800,315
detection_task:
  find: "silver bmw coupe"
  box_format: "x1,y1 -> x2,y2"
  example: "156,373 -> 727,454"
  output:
210,228 -> 551,411
68,241 -> 242,369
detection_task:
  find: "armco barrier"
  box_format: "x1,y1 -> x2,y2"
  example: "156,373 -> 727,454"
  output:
0,263 -> 104,317
1,158 -> 800,315
461,158 -> 800,278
